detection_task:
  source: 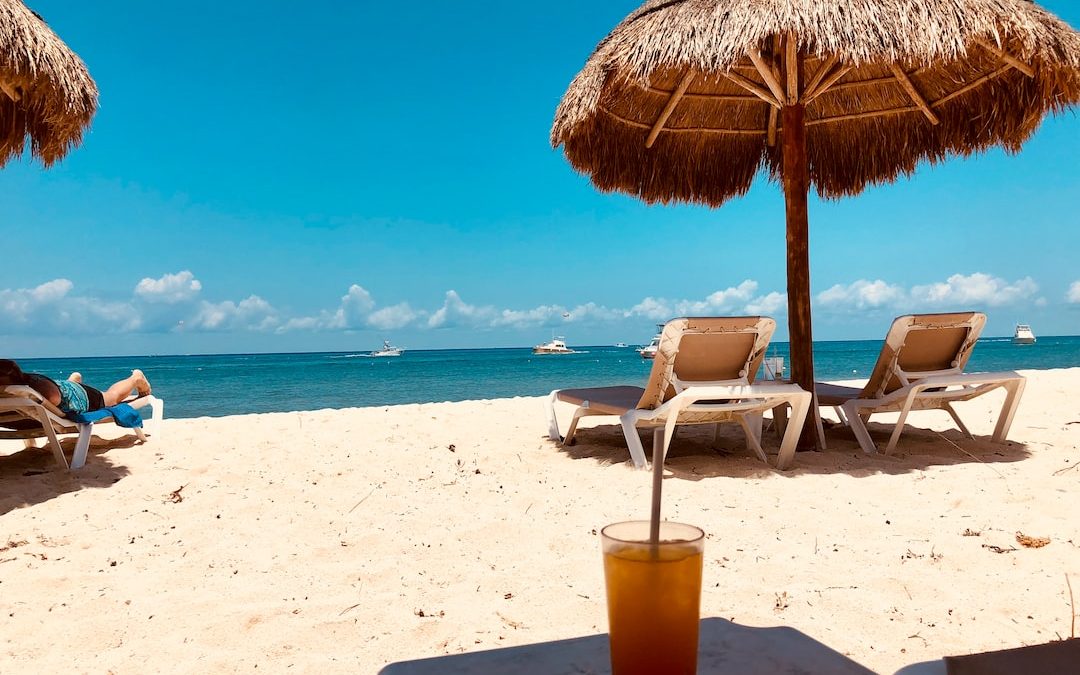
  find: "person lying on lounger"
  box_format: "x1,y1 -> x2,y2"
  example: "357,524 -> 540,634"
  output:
0,359 -> 152,417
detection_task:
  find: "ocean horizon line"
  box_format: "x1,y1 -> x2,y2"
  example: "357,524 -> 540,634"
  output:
14,333 -> 1074,363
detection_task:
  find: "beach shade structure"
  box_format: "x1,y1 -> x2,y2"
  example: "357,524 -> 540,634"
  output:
0,0 -> 96,167
551,0 -> 1080,449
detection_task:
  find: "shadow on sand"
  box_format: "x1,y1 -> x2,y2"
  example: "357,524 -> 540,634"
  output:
379,616 -> 882,674
0,435 -> 139,515
551,417 -> 1030,481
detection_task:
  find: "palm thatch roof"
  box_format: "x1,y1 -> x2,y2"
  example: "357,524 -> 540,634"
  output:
0,1 -> 97,167
552,0 -> 1080,206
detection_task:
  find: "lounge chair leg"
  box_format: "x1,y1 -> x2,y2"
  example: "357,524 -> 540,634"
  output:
545,391 -> 563,441
711,423 -> 722,446
33,408 -> 68,469
23,439 -> 37,449
991,378 -> 1026,444
71,424 -> 93,469
943,403 -> 973,439
884,396 -> 916,455
813,393 -> 827,451
564,409 -> 587,446
776,393 -> 811,470
834,405 -> 849,427
737,414 -> 768,464
842,401 -> 877,454
149,397 -> 165,439
620,413 -> 648,469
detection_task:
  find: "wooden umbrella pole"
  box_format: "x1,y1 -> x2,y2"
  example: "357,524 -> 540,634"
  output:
781,102 -> 821,451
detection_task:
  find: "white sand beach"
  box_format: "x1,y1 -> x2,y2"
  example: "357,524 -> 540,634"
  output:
1,368 -> 1078,673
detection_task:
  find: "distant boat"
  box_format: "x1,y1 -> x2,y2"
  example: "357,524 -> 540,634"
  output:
533,337 -> 576,355
1013,324 -> 1036,345
371,340 -> 404,357
636,324 -> 664,359
614,342 -> 628,348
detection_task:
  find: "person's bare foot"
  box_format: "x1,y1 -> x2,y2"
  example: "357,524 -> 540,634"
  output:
68,372 -> 82,383
132,369 -> 152,396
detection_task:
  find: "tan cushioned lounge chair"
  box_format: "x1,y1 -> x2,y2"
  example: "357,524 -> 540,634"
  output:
817,312 -> 1025,455
0,384 -> 164,470
546,317 -> 812,470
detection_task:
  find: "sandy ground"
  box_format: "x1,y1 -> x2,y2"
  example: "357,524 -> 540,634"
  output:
1,368 -> 1077,674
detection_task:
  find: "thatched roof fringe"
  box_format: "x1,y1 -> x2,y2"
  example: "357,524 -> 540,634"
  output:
0,1 -> 97,166
552,0 -> 1080,205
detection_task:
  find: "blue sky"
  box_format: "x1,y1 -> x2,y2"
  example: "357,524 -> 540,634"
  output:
3,1 -> 1079,357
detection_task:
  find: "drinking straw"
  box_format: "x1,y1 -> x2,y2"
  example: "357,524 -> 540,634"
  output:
649,430 -> 664,546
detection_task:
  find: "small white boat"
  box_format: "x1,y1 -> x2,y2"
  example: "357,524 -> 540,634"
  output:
1013,324 -> 1036,345
370,340 -> 404,357
614,342 -> 628,348
533,337 -> 575,355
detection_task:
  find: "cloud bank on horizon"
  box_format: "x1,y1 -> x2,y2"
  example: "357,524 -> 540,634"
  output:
0,270 -> 1065,338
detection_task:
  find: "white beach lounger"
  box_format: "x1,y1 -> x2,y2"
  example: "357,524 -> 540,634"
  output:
817,312 -> 1025,455
0,384 -> 164,470
546,316 -> 812,470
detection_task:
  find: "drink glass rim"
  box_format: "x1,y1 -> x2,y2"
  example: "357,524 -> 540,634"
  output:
601,521 -> 704,546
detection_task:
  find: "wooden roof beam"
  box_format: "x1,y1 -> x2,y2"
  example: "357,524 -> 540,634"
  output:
0,82 -> 20,102
802,53 -> 839,102
748,49 -> 788,105
803,65 -> 853,103
722,70 -> 781,108
645,71 -> 695,148
784,34 -> 799,104
975,38 -> 1035,77
931,65 -> 1012,108
889,64 -> 940,125
767,106 -> 778,146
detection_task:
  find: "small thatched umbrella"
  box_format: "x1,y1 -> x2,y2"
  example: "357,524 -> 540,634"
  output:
552,0 -> 1080,449
0,0 -> 96,167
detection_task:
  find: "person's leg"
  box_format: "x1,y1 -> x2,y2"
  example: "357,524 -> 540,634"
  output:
101,370 -> 152,406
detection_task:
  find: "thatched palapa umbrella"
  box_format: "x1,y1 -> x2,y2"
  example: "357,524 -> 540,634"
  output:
552,0 -> 1080,449
0,0 -> 96,167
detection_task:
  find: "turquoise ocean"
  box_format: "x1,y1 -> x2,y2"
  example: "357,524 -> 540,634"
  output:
14,336 -> 1080,419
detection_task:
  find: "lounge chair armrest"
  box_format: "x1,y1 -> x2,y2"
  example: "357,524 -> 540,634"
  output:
908,370 -> 1024,392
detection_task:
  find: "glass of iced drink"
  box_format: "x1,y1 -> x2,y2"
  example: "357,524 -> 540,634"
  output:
601,521 -> 705,675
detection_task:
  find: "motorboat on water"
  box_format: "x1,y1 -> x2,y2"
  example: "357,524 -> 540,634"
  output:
614,342 -> 628,348
370,340 -> 404,357
1013,324 -> 1036,345
636,324 -> 664,359
533,337 -> 575,354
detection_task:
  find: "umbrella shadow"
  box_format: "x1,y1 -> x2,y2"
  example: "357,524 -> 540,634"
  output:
0,435 -> 137,516
551,420 -> 1029,480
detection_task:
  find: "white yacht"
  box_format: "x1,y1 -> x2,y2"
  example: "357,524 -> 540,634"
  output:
370,340 -> 404,357
1013,324 -> 1036,345
533,337 -> 575,354
636,324 -> 664,359
614,342 -> 628,348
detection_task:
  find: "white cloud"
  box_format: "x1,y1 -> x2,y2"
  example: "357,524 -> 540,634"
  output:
1067,281 -> 1080,304
0,279 -> 142,334
910,273 -> 1037,307
188,295 -> 278,332
745,291 -> 786,315
428,291 -> 497,329
818,279 -> 905,310
367,302 -> 420,330
135,270 -> 202,304
627,297 -> 672,321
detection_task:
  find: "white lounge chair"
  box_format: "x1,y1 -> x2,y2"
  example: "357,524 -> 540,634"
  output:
0,384 -> 164,470
817,312 -> 1025,455
546,316 -> 812,470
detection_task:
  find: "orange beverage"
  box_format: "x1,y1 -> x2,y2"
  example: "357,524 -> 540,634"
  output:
601,521 -> 704,675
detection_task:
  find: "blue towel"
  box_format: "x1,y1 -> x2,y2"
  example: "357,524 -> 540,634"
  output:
68,403 -> 144,429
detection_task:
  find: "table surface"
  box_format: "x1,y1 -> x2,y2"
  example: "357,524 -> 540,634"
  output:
379,617 -> 944,675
